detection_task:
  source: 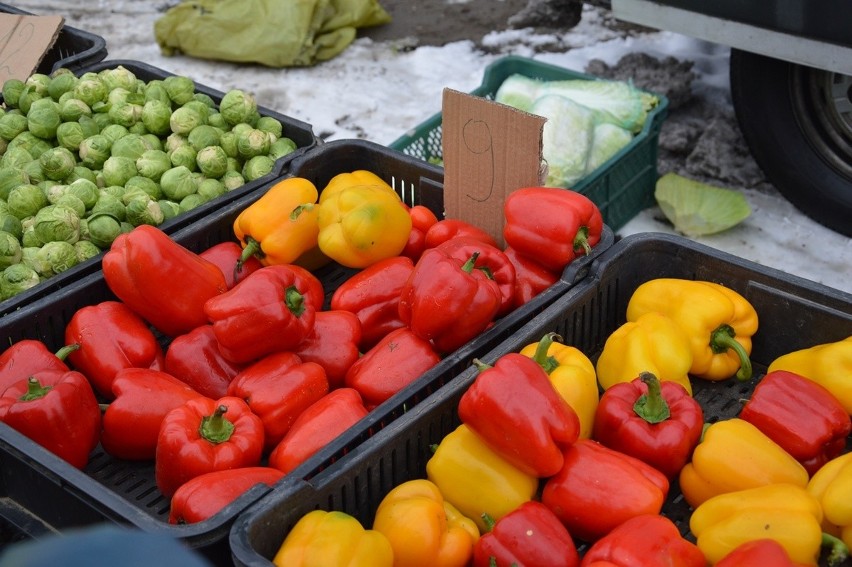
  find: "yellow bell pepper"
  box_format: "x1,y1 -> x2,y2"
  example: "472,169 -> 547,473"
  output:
808,452 -> 852,550
273,509 -> 394,567
317,184 -> 412,269
426,424 -> 538,533
519,332 -> 599,439
768,336 -> 852,414
319,169 -> 396,204
232,176 -> 321,269
372,479 -> 479,567
626,278 -> 758,381
595,312 -> 694,396
678,418 -> 809,508
689,483 -> 846,566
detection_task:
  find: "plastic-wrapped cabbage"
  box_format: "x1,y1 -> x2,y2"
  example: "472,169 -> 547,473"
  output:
584,122 -> 633,176
539,79 -> 658,133
532,94 -> 595,188
494,74 -> 542,112
654,172 -> 752,236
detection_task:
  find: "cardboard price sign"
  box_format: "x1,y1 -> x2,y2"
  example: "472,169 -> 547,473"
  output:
0,14 -> 64,84
441,88 -> 545,248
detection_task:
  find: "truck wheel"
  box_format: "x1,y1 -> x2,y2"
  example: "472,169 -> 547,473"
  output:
729,48 -> 852,236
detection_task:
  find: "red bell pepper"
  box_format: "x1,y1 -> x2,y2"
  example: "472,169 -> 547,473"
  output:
102,225 -> 228,338
163,324 -> 247,399
424,218 -> 498,250
100,368 -> 205,461
541,439 -> 669,543
401,204 -> 439,262
714,539 -> 810,567
580,514 -> 706,567
268,387 -> 369,474
155,395 -> 264,497
503,187 -> 604,272
458,354 -> 581,477
227,351 -> 329,451
203,265 -> 321,364
330,255 -> 414,351
199,241 -> 263,289
293,310 -> 362,389
0,370 -> 101,469
503,246 -> 560,309
739,369 -> 852,475
399,247 -> 502,355
437,236 -> 517,317
592,371 -> 704,480
0,339 -> 79,394
344,327 -> 442,409
64,300 -> 166,399
473,501 -> 580,567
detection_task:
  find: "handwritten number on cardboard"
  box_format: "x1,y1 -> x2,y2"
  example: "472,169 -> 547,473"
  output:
0,21 -> 36,81
461,118 -> 495,203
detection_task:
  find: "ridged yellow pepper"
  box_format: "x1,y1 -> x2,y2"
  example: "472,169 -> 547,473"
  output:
372,479 -> 479,567
808,452 -> 852,550
679,418 -> 809,508
232,176 -> 321,269
273,509 -> 394,567
319,169 -> 396,204
626,278 -> 758,381
689,483 -> 846,566
426,424 -> 538,533
317,184 -> 412,269
595,311 -> 694,396
768,336 -> 852,414
519,332 -> 599,439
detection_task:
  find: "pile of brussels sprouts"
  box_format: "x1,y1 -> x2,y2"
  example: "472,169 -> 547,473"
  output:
0,65 -> 298,301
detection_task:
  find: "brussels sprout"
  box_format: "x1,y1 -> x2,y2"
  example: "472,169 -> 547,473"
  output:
78,115 -> 101,138
126,197 -> 165,227
39,147 -> 77,181
231,122 -> 253,137
45,183 -> 68,203
26,102 -> 61,140
21,246 -> 47,275
222,170 -> 245,191
109,101 -> 142,128
100,185 -> 127,200
0,213 -> 23,240
269,137 -> 297,160
0,230 -> 22,269
16,87 -> 43,115
86,213 -> 122,249
67,178 -> 100,210
255,116 -> 284,139
125,175 -> 162,201
169,144 -> 197,171
242,155 -> 274,181
139,99 -> 172,136
7,184 -> 47,219
120,185 -> 150,206
182,100 -> 210,124
219,90 -> 258,126
57,98 -> 92,122
225,157 -> 241,173
110,133 -> 150,161
157,199 -> 181,221
21,220 -> 42,248
47,70 -> 78,100
38,179 -> 60,194
92,111 -> 113,130
9,132 -> 52,160
102,156 -> 138,187
91,193 -> 126,221
163,75 -> 196,105
100,66 -> 138,92
169,106 -> 203,136
73,78 -> 108,108
0,147 -> 34,170
25,74 -> 51,96
100,123 -> 130,144
179,193 -> 207,213
196,145 -> 228,178
187,125 -> 222,151
20,160 -> 45,185
164,132 -> 188,154
207,112 -> 227,130
0,263 -> 40,299
34,204 -> 80,244
141,134 -> 163,152
2,79 -> 26,108
55,121 -> 86,151
79,135 -> 112,169
144,81 -> 171,105
193,92 -> 216,108
128,122 -> 148,136
74,239 -> 101,262
38,241 -> 78,276
159,166 -> 197,201
0,113 -> 29,141
0,167 -> 30,200
236,128 -> 271,160
219,130 -> 238,158
55,194 -> 87,218
135,149 -> 172,182
197,177 -> 226,201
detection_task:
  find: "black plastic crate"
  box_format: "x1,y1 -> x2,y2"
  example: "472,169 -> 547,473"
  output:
0,59 -> 320,319
0,3 -> 108,74
229,232 -> 852,567
0,139 -> 611,565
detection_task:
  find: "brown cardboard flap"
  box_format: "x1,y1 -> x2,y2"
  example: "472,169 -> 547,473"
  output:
441,88 -> 545,248
0,14 -> 64,84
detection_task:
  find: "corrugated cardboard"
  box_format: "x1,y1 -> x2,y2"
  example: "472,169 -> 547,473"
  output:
441,88 -> 545,248
0,13 -> 64,84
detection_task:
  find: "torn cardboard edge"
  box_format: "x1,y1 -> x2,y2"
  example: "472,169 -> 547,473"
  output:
0,13 -> 65,85
441,88 -> 546,248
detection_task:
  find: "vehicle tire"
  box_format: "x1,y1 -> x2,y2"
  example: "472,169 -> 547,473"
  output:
729,48 -> 852,237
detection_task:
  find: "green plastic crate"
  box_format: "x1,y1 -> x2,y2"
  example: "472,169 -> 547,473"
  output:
389,55 -> 669,231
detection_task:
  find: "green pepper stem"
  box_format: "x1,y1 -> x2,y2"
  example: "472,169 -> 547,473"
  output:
823,532 -> 849,567
200,404 -> 235,444
633,372 -> 671,424
709,324 -> 753,381
461,252 -> 480,274
54,343 -> 80,361
289,203 -> 314,221
284,285 -> 305,317
19,377 -> 51,402
532,332 -> 563,374
480,513 -> 496,533
236,236 -> 263,274
572,226 -> 592,256
98,403 -> 109,413
472,358 -> 491,373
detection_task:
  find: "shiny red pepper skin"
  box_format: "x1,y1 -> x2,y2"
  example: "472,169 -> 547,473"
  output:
64,300 -> 166,399
268,387 -> 369,474
401,205 -> 439,262
168,466 -> 284,525
0,369 -> 101,469
203,265 -> 321,364
503,187 -> 603,273
473,501 -> 580,567
542,439 -> 670,543
330,256 -> 414,351
580,514 -> 705,567
399,246 -> 502,355
714,539 -> 810,567
163,324 -> 247,399
424,218 -> 498,250
458,354 -> 581,477
102,225 -> 228,338
0,339 -> 79,394
437,237 -> 517,317
155,395 -> 264,497
101,368 -> 205,461
199,241 -> 263,289
227,351 -> 329,452
344,327 -> 442,409
503,246 -> 560,309
593,372 -> 704,480
294,310 -> 362,389
739,369 -> 852,475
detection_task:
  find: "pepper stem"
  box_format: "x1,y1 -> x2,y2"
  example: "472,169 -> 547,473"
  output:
19,377 -> 52,402
284,285 -> 306,317
289,203 -> 315,221
823,532 -> 849,567
709,324 -> 753,381
532,332 -> 563,374
480,513 -> 496,533
236,236 -> 263,274
461,252 -> 480,274
472,358 -> 491,373
200,404 -> 235,444
633,372 -> 671,424
572,226 -> 592,256
54,343 -> 80,361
